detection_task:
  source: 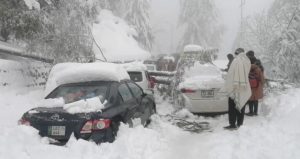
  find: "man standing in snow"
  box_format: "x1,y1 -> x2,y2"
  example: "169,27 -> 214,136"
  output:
224,48 -> 251,129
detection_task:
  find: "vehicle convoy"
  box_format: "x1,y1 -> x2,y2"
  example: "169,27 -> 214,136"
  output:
18,62 -> 156,145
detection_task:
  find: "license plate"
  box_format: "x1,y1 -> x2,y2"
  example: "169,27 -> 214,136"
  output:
48,126 -> 66,136
201,90 -> 214,98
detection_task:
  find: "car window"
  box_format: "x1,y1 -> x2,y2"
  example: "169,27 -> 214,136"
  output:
127,71 -> 143,82
47,83 -> 108,104
127,82 -> 143,97
118,84 -> 133,102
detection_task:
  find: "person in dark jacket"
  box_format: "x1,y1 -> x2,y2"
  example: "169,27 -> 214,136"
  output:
224,53 -> 234,72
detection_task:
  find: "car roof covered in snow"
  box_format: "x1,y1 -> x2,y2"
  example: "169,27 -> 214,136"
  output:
120,61 -> 147,72
183,44 -> 203,52
44,62 -> 130,97
179,62 -> 225,90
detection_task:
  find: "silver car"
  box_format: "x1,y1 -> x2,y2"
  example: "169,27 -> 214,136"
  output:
178,62 -> 228,113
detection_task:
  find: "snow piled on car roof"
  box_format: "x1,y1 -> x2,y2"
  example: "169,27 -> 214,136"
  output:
179,62 -> 225,89
120,61 -> 147,72
183,44 -> 203,52
44,62 -> 130,97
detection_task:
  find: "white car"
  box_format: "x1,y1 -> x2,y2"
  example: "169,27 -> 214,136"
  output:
178,62 -> 228,114
121,62 -> 155,92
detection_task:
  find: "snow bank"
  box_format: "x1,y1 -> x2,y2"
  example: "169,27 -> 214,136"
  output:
183,44 -> 203,52
92,10 -> 151,62
44,62 -> 130,97
179,62 -> 225,89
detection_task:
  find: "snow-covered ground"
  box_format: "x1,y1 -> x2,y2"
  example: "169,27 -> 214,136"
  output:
1,85 -> 300,159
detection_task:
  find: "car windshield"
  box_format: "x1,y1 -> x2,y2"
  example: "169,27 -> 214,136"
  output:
46,82 -> 109,104
127,71 -> 143,82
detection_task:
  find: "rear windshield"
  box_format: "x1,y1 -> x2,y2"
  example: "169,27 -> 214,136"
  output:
128,71 -> 143,82
46,82 -> 109,104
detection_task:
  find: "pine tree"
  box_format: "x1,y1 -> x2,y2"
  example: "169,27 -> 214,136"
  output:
178,0 -> 223,50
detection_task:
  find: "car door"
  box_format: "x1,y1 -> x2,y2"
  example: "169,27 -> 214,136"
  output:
117,83 -> 139,124
126,81 -> 151,124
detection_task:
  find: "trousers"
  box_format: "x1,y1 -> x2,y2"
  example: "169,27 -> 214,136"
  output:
228,97 -> 246,127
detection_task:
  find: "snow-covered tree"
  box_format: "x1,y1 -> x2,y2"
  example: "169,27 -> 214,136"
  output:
235,0 -> 300,82
101,0 -> 153,51
178,0 -> 223,50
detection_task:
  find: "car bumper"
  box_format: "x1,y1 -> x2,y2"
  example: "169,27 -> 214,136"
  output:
184,96 -> 228,113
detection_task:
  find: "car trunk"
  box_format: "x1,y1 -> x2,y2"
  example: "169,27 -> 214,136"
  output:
25,107 -> 93,142
183,88 -> 226,100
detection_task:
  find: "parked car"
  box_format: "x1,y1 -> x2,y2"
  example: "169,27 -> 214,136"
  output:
121,62 -> 155,91
18,62 -> 156,145
178,62 -> 228,114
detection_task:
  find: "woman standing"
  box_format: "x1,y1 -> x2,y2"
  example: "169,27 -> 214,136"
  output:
247,57 -> 264,116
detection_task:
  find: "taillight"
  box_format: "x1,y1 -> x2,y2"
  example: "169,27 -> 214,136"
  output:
93,119 -> 111,130
181,88 -> 196,93
80,120 -> 93,133
18,118 -> 30,126
80,119 -> 111,134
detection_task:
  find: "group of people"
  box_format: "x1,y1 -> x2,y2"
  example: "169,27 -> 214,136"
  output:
223,48 -> 265,130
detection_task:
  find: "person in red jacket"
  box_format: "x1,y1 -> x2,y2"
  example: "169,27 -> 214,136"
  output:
246,55 -> 265,116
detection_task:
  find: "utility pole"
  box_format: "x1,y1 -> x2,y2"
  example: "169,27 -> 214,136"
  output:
240,0 -> 246,47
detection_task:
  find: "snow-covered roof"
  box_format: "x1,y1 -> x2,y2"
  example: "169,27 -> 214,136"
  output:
44,62 -> 130,97
120,61 -> 147,72
183,44 -> 203,52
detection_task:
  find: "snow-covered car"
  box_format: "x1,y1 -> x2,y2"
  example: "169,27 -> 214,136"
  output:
121,62 -> 155,91
178,62 -> 228,114
18,62 -> 156,145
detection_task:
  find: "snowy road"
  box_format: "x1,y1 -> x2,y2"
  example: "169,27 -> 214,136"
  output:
1,87 -> 300,159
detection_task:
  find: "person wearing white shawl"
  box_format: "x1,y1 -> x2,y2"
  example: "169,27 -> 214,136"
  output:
224,48 -> 251,129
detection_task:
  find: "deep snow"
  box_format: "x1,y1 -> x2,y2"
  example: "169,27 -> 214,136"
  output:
0,85 -> 300,159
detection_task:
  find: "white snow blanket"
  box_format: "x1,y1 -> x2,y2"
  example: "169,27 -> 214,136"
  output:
44,62 -> 130,97
92,10 -> 150,62
179,62 -> 225,90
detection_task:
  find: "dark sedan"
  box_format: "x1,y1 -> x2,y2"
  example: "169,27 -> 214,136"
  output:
18,80 -> 156,145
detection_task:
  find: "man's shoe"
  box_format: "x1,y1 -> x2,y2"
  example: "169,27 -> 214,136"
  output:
224,125 -> 237,130
245,112 -> 254,116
